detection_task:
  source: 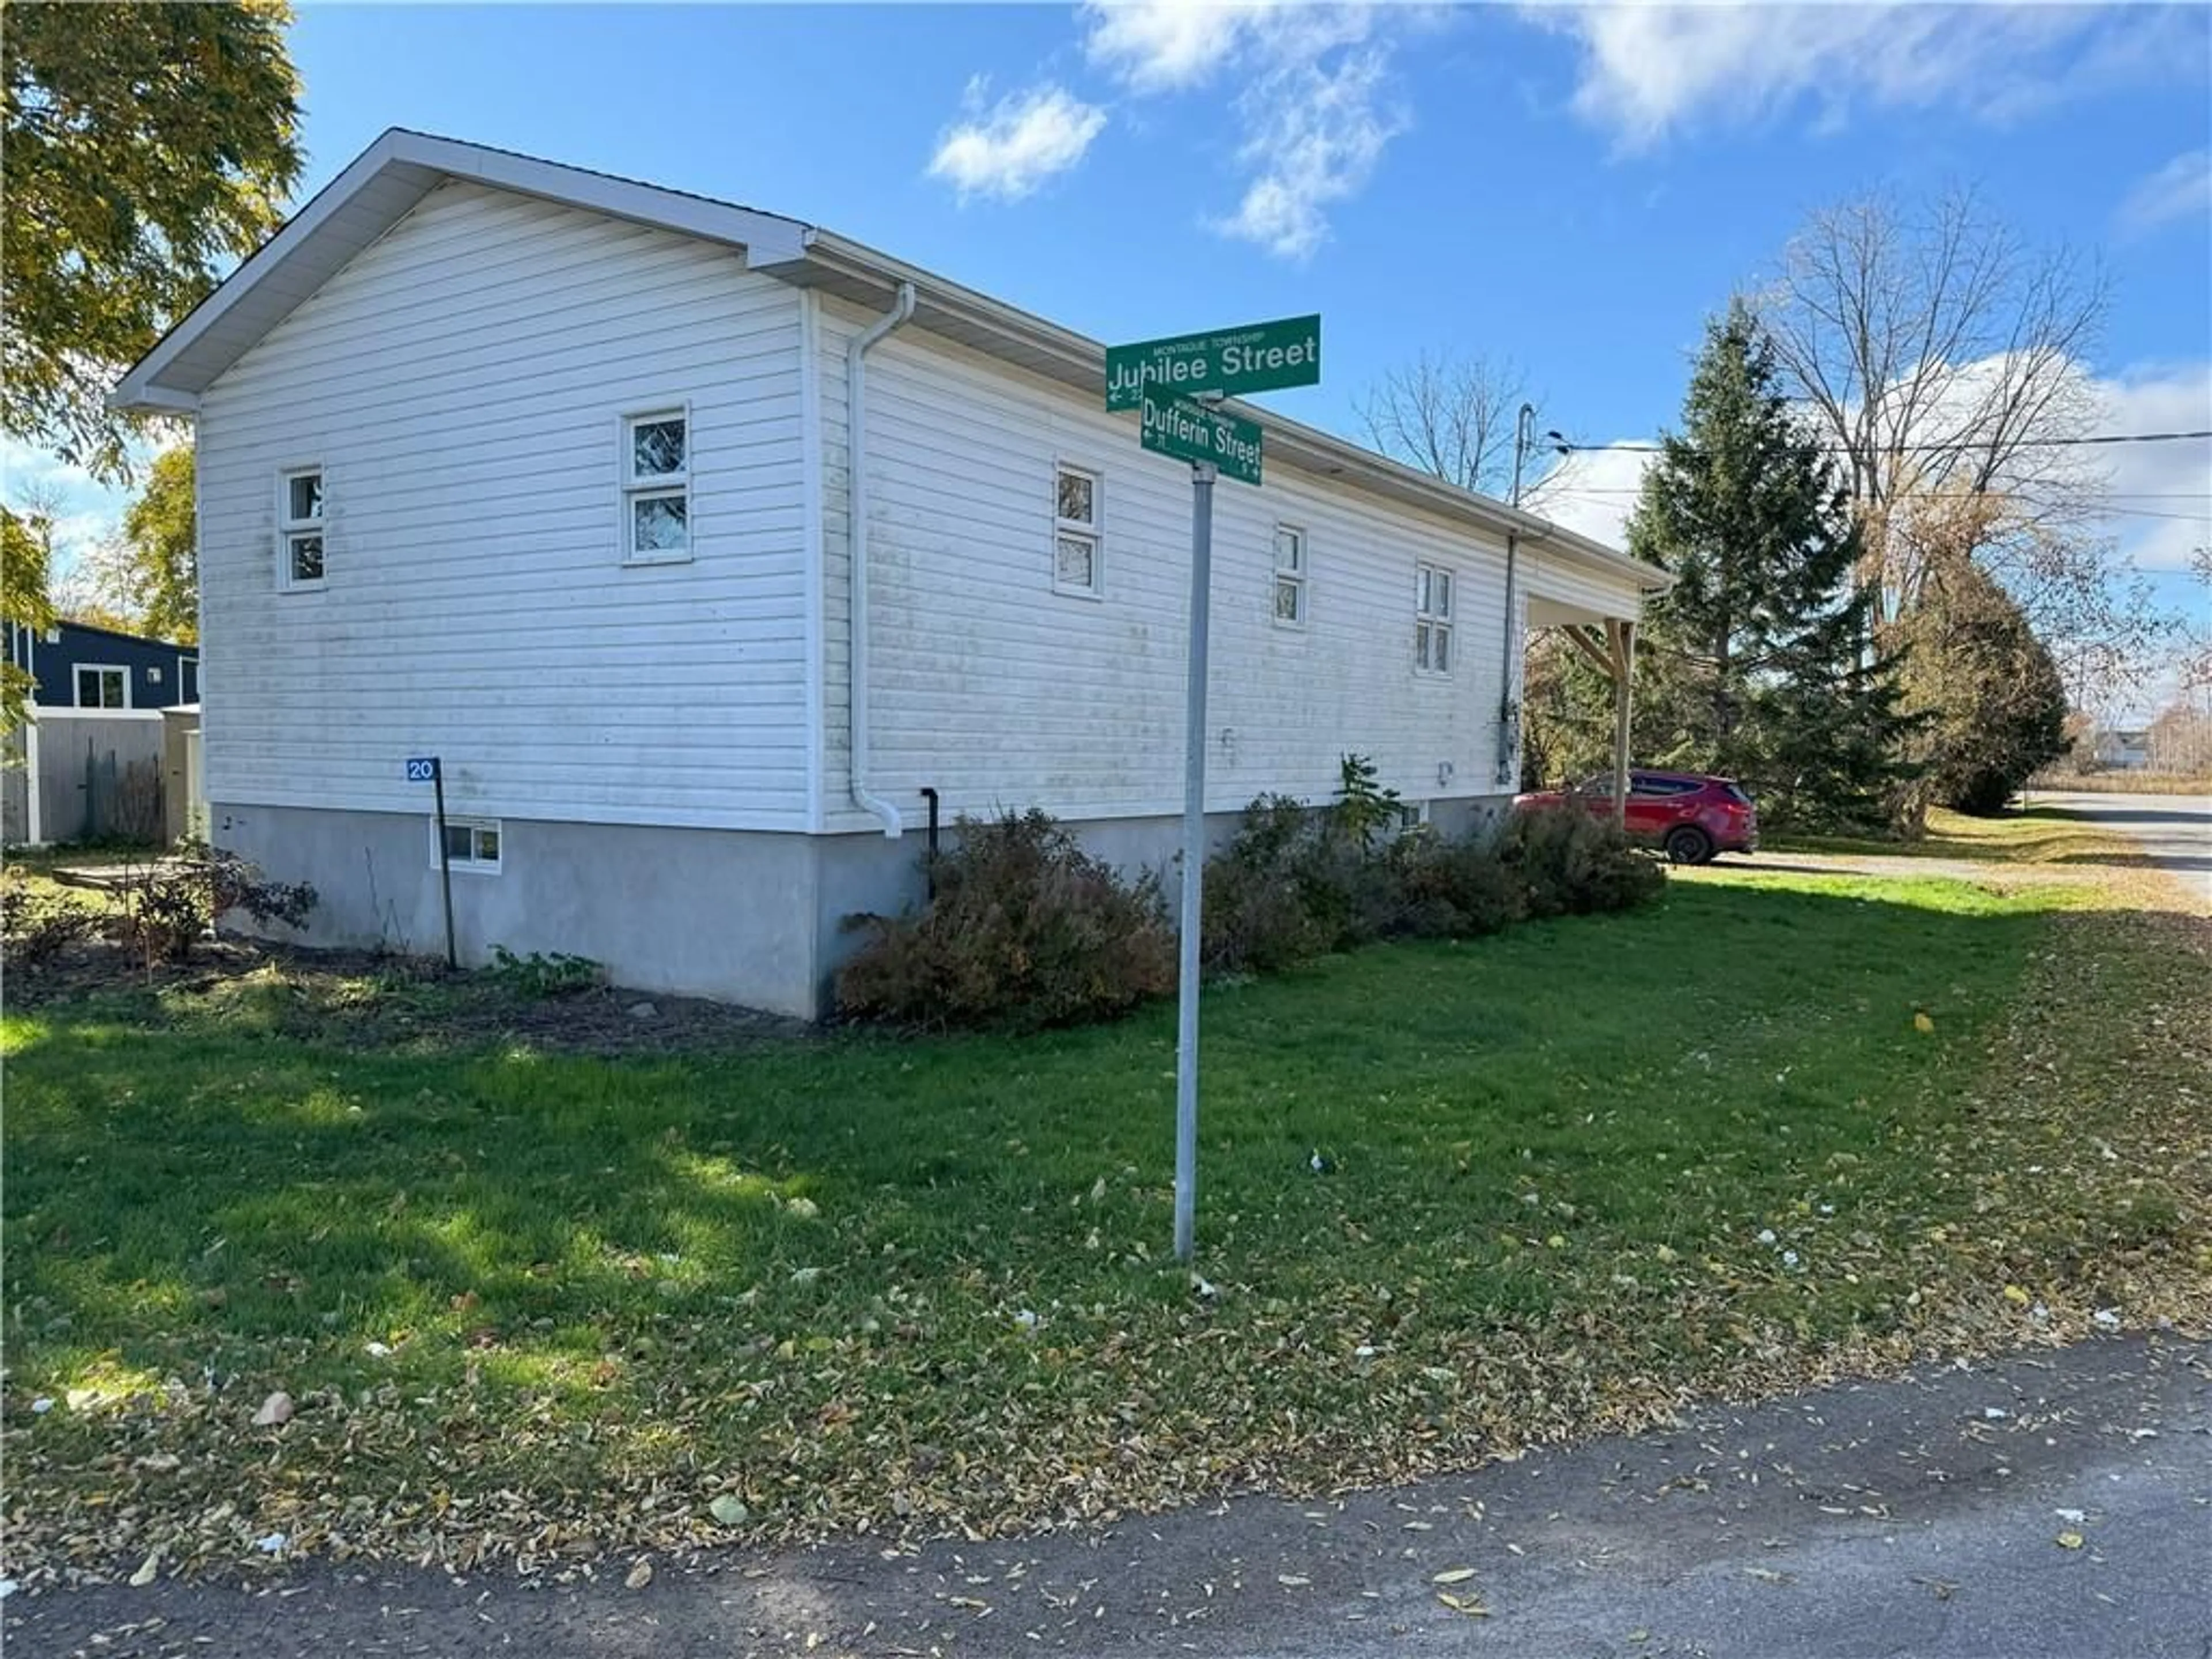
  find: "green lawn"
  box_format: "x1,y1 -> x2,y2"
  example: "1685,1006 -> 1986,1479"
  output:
5,868 -> 2207,1584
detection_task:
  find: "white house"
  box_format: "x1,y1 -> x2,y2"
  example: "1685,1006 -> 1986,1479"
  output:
112,130 -> 1666,1017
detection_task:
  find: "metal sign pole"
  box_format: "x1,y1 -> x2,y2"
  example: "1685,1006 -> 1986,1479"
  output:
430,757 -> 457,969
1174,459 -> 1216,1263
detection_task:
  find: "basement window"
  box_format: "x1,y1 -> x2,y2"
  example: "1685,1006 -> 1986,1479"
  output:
278,467 -> 325,589
1415,563 -> 1453,675
623,408 -> 691,563
431,816 -> 503,874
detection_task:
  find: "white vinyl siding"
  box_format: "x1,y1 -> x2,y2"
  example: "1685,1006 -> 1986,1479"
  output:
815,300 -> 1531,828
195,181 -> 811,831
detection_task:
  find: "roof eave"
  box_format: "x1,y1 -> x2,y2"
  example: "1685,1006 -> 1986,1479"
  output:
790,233 -> 1668,592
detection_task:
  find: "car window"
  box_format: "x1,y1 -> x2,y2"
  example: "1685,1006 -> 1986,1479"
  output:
1631,775 -> 1692,797
1724,782 -> 1754,806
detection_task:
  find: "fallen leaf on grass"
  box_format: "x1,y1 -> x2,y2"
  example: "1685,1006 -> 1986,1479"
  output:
252,1391 -> 293,1427
709,1496 -> 751,1527
1431,1567 -> 1476,1585
1436,1590 -> 1488,1616
2055,1532 -> 2084,1551
128,1553 -> 159,1587
626,1559 -> 654,1589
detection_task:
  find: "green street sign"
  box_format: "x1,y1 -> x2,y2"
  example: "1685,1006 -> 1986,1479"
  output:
1107,314 -> 1320,411
1141,392 -> 1264,485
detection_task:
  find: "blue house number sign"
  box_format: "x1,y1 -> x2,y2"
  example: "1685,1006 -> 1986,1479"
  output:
406,757 -> 439,782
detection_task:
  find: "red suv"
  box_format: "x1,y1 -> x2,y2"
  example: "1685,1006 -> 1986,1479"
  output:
1514,770 -> 1758,864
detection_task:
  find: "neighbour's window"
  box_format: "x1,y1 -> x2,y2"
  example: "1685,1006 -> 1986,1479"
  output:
623,409 -> 690,562
1054,464 -> 1101,597
278,467 -> 325,588
1273,525 -> 1306,625
1415,563 -> 1453,673
432,816 -> 503,873
75,665 -> 128,708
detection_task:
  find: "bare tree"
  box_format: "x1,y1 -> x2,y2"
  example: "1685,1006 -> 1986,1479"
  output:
1356,350 -> 1546,503
1753,186 -> 2109,623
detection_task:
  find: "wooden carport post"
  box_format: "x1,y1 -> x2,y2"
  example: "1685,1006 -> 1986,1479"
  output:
1559,619 -> 1637,825
1605,618 -> 1635,828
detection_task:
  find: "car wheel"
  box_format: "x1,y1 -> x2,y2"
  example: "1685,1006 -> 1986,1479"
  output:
1664,825 -> 1714,865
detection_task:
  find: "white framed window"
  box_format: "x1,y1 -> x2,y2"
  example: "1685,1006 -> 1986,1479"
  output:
622,407 -> 690,563
431,816 -> 503,874
1272,524 -> 1307,626
74,664 -> 128,708
1053,463 -> 1101,597
278,466 -> 325,589
1415,562 -> 1454,675
1396,800 -> 1430,834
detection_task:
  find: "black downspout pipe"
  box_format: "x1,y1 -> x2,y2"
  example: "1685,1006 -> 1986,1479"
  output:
919,787 -> 941,900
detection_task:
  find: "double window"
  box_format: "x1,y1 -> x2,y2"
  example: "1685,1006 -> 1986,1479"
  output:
1272,525 -> 1307,626
279,467 -> 324,588
1415,563 -> 1453,673
75,665 -> 128,708
1054,464 -> 1101,597
623,408 -> 690,563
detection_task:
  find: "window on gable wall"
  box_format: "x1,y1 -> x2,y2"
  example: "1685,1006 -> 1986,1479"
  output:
1273,525 -> 1306,625
1054,464 -> 1101,596
1415,563 -> 1453,673
623,410 -> 690,562
279,467 -> 324,587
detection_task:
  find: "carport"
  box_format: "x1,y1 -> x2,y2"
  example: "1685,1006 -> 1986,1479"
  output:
1517,543 -> 1662,824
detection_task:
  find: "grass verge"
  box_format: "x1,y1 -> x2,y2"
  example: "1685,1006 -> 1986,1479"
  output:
5,866 -> 2208,1588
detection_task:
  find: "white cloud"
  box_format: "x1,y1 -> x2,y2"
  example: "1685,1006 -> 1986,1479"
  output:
927,81 -> 1107,203
2117,150 -> 2212,238
2085,363 -> 2212,573
1082,1 -> 1418,260
1534,3 -> 2200,151
1528,440 -> 1650,552
1083,0 -> 1255,93
1219,43 -> 1404,260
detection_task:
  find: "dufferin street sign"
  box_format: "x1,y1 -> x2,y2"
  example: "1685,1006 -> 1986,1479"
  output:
1104,314 -> 1321,411
1139,392 -> 1264,484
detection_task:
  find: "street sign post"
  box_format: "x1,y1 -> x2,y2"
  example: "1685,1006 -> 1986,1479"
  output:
1141,393 -> 1264,485
406,755 -> 458,969
1106,314 -> 1321,412
1109,315 -> 1318,1263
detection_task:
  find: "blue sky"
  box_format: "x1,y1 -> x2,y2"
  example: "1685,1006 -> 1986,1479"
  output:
12,2 -> 2210,707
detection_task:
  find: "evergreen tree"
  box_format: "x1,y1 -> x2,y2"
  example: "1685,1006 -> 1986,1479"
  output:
1626,305 -> 1912,827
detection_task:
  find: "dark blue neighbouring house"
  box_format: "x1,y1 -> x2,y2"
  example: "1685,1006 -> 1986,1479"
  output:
6,619 -> 199,709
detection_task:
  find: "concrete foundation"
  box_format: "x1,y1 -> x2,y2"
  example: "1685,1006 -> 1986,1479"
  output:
214,793 -> 1512,1019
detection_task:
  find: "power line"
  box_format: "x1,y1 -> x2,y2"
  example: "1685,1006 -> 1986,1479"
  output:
1554,429 -> 2212,456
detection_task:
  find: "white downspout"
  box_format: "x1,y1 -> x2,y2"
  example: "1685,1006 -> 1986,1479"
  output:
846,281 -> 916,838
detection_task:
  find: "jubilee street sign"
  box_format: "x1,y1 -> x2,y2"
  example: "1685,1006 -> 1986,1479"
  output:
1105,312 -> 1321,1265
1140,392 -> 1264,485
1105,313 -> 1321,411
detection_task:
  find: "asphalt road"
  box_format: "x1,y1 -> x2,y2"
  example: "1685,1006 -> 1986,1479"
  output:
2032,790 -> 2212,900
10,1336 -> 2209,1659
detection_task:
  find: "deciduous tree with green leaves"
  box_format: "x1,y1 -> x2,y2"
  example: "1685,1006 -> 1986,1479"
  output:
2,2 -> 302,482
1627,304 -> 1914,828
2,509 -> 58,732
